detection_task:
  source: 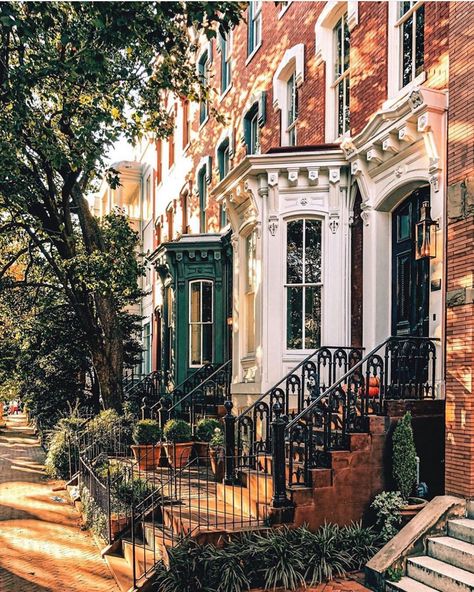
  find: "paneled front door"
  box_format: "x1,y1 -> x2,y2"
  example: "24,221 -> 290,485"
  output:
391,187 -> 430,337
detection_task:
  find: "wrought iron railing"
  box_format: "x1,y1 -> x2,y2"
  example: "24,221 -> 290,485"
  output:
124,370 -> 167,418
129,449 -> 269,589
284,336 -> 438,488
235,347 -> 363,462
146,362 -> 220,421
165,360 -> 232,427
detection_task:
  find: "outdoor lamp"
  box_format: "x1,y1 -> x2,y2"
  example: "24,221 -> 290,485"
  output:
415,201 -> 438,260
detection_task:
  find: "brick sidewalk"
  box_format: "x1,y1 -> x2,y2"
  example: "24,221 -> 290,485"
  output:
0,414 -> 118,592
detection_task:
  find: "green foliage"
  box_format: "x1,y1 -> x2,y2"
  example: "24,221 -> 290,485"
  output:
163,419 -> 192,443
392,412 -> 417,501
45,416 -> 87,479
151,522 -> 381,592
80,484 -> 107,540
371,491 -> 404,543
87,409 -> 132,449
132,419 -> 161,445
209,427 -> 225,449
111,477 -> 155,512
195,418 -> 221,443
386,566 -> 404,582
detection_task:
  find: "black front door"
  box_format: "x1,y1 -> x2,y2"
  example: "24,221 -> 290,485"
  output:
392,187 -> 430,337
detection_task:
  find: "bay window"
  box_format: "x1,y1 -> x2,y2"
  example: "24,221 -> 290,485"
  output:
189,280 -> 213,366
286,219 -> 322,350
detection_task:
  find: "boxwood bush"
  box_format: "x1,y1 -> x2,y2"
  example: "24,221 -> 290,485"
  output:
195,418 -> 221,443
163,419 -> 192,443
132,419 -> 161,445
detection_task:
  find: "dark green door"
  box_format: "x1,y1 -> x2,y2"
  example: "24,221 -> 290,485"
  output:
391,187 -> 430,337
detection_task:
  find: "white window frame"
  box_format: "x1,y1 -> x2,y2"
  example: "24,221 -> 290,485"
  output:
247,0 -> 262,62
332,13 -> 350,138
198,49 -> 210,126
314,1 -> 358,142
219,30 -> 232,96
273,44 -> 304,147
387,1 -> 426,100
188,279 -> 214,367
142,322 -> 152,375
284,217 -> 324,352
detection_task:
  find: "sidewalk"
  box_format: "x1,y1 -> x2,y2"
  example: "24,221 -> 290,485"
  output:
0,414 -> 118,592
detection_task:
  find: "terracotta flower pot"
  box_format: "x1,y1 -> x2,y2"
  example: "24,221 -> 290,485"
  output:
131,444 -> 162,471
400,497 -> 428,523
194,441 -> 210,463
164,442 -> 193,468
210,448 -> 225,481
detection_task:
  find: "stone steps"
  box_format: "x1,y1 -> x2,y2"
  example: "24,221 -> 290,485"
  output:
387,513 -> 474,592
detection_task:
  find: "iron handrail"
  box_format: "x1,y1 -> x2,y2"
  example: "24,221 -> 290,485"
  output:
286,335 -> 439,432
167,359 -> 232,414
236,345 -> 364,423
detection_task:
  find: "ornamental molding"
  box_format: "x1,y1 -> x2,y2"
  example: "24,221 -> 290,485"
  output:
273,44 -> 305,110
268,215 -> 279,236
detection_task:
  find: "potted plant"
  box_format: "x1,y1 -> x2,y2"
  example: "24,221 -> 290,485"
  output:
209,427 -> 225,480
163,419 -> 193,468
392,411 -> 427,520
109,477 -> 155,539
194,418 -> 221,461
131,419 -> 162,471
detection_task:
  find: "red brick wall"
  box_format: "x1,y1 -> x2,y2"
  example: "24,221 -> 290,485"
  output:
445,1 -> 474,498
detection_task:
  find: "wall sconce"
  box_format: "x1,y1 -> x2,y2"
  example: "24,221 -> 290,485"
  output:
415,201 -> 438,260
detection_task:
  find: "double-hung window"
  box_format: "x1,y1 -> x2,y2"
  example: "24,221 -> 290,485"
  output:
244,104 -> 259,155
197,166 -> 207,233
220,32 -> 232,93
248,1 -> 262,56
217,138 -> 230,181
198,50 -> 209,125
189,280 -> 213,366
397,1 -> 425,88
333,13 -> 350,137
286,73 -> 298,146
286,219 -> 322,350
142,322 -> 151,374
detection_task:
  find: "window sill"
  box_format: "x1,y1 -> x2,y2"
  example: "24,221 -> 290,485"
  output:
245,42 -> 262,66
385,71 -> 427,109
218,83 -> 233,103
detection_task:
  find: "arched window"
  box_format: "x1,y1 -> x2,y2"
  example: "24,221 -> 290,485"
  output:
286,219 -> 323,350
189,280 -> 214,366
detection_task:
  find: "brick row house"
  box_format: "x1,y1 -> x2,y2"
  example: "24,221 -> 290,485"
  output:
95,1 -> 474,585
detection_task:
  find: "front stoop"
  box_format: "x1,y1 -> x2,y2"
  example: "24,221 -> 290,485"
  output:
385,502 -> 474,592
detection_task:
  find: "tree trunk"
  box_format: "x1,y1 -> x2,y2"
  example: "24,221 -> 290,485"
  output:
91,332 -> 124,413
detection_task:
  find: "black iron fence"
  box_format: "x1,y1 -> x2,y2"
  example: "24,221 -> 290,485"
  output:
283,336 -> 438,487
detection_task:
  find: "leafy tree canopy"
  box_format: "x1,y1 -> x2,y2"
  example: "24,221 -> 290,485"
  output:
0,2 -> 244,410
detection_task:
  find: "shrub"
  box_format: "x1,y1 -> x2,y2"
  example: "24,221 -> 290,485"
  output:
80,484 -> 108,540
339,521 -> 380,569
299,523 -> 351,584
392,411 -> 417,502
87,409 -> 132,451
132,419 -> 161,445
371,491 -> 404,543
163,419 -> 192,443
45,416 -> 87,479
195,418 -> 221,442
209,427 -> 225,449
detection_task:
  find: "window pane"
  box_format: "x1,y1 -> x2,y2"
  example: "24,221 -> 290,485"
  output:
335,18 -> 342,79
202,282 -> 213,322
287,219 -> 304,283
190,283 -> 201,323
190,325 -> 201,365
305,286 -> 321,349
337,79 -> 344,136
202,324 -> 213,363
344,75 -> 350,134
287,287 -> 303,349
401,14 -> 413,87
343,16 -> 350,72
399,1 -> 413,18
415,4 -> 424,77
304,219 -> 322,283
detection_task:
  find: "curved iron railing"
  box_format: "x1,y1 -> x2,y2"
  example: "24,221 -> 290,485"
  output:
285,336 -> 438,487
235,346 -> 363,462
166,360 -> 232,427
124,370 -> 167,417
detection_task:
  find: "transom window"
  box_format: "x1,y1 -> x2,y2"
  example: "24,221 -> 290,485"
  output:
397,1 -> 425,88
333,13 -> 350,137
286,72 -> 298,146
198,50 -> 209,125
286,219 -> 322,350
248,1 -> 262,56
189,280 -> 213,366
220,32 -> 232,93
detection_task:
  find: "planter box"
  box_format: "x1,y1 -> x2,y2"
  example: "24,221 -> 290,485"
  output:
131,444 -> 162,471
